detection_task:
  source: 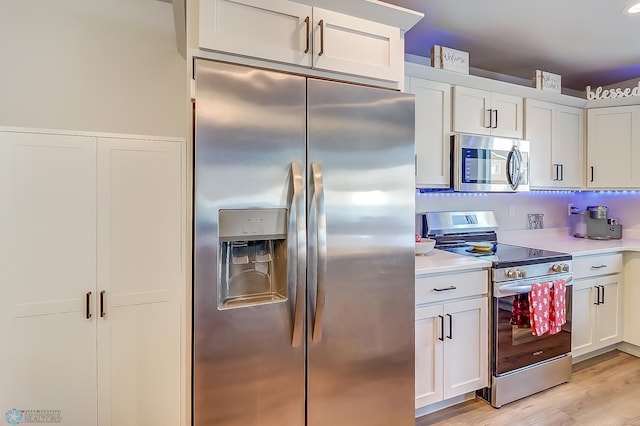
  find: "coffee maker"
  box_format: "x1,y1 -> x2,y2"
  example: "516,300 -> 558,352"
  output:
572,205 -> 622,239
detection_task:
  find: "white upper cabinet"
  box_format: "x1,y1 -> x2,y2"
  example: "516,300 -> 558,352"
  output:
311,8 -> 401,82
407,76 -> 452,188
587,105 -> 640,189
525,99 -> 584,189
453,86 -> 523,138
198,0 -> 403,82
199,0 -> 313,67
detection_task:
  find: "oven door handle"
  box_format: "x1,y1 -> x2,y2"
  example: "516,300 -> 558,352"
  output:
497,275 -> 572,296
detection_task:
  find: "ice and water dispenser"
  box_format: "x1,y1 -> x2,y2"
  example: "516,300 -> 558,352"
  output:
218,209 -> 288,309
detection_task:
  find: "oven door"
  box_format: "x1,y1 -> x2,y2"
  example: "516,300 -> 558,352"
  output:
493,275 -> 572,375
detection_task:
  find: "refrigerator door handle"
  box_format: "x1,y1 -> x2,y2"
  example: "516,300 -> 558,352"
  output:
310,162 -> 327,343
289,161 -> 306,347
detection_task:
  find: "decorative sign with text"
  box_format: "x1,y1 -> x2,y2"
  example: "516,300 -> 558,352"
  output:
586,82 -> 640,100
532,70 -> 561,93
431,45 -> 469,74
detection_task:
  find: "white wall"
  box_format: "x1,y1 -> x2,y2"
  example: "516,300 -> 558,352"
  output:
0,0 -> 187,138
416,190 -> 640,235
572,192 -> 640,230
416,191 -> 575,232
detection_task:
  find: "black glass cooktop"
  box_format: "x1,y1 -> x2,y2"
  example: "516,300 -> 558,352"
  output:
440,243 -> 572,268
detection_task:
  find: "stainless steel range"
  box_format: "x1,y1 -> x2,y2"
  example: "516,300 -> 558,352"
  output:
420,210 -> 573,408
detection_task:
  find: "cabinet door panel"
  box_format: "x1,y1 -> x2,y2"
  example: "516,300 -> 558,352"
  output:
525,99 -> 555,187
571,280 -> 595,355
415,305 -> 444,409
0,131 -> 97,425
96,138 -> 183,426
555,105 -> 584,188
491,93 -> 523,138
443,298 -> 488,400
596,276 -> 621,347
312,8 -> 401,82
587,106 -> 640,188
408,77 -> 452,188
453,86 -> 491,135
199,0 -> 313,67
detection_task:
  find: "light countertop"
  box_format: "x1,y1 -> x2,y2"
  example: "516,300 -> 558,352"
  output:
498,228 -> 640,257
415,249 -> 492,276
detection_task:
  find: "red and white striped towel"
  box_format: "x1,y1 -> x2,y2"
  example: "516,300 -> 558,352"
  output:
549,279 -> 567,335
529,282 -> 550,336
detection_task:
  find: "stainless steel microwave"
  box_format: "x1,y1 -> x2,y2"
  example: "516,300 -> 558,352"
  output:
452,133 -> 530,192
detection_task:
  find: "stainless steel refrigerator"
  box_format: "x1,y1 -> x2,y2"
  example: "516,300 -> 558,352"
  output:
193,59 -> 415,426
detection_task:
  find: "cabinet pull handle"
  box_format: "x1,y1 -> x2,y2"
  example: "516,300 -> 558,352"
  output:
553,164 -> 559,181
485,109 -> 493,128
560,164 -> 564,181
438,315 -> 444,341
599,285 -> 605,304
591,264 -> 607,269
594,286 -> 601,305
303,16 -> 310,54
446,313 -> 453,339
85,291 -> 92,319
100,290 -> 106,318
590,166 -> 594,182
492,109 -> 498,128
318,19 -> 324,56
434,285 -> 457,292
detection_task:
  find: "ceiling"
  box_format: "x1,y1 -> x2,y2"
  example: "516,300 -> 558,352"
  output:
382,0 -> 640,91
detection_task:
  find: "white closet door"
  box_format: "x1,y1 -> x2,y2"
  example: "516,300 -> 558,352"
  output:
0,131 -> 97,426
96,137 -> 183,426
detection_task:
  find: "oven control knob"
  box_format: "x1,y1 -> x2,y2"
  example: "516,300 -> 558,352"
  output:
552,263 -> 570,273
517,268 -> 526,278
506,269 -> 517,279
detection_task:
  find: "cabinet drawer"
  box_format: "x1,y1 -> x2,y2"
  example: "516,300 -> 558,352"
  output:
573,253 -> 622,279
416,270 -> 488,305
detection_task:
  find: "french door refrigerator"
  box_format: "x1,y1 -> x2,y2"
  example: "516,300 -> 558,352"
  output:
193,59 -> 415,426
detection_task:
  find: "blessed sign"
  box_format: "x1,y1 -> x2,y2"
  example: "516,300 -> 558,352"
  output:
586,82 -> 640,100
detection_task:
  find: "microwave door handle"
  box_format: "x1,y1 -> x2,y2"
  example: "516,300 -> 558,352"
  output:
506,147 -> 516,189
514,146 -> 524,189
289,162 -> 306,348
507,146 -> 523,190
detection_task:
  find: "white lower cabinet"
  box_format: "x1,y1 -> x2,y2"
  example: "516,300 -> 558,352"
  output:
415,271 -> 488,410
571,254 -> 623,358
0,130 -> 185,426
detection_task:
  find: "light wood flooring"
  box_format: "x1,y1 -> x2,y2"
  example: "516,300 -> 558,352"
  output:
416,350 -> 640,426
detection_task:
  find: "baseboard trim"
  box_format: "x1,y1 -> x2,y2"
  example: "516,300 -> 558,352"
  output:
415,392 -> 476,418
617,342 -> 640,357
